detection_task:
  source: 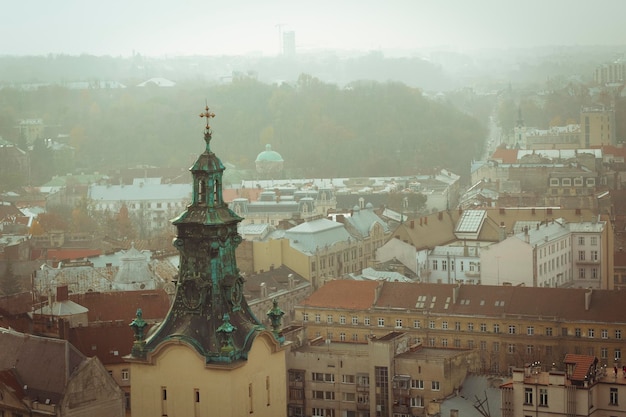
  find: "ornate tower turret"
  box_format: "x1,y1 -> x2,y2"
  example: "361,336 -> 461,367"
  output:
134,106 -> 264,363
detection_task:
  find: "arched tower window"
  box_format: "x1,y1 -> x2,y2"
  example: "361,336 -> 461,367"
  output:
198,179 -> 206,204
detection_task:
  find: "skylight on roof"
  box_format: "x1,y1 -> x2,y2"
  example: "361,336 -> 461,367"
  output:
456,210 -> 487,233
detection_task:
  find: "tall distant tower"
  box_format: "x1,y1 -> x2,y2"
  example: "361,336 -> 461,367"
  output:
282,31 -> 296,56
127,106 -> 287,417
513,105 -> 527,148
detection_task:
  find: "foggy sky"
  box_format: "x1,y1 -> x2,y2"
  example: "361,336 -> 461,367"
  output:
2,0 -> 625,57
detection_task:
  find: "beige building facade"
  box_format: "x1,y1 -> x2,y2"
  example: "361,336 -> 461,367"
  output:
502,355 -> 626,417
296,280 -> 626,376
130,333 -> 286,417
285,329 -> 474,417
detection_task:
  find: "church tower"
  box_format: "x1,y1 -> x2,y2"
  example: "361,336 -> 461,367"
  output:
127,106 -> 287,417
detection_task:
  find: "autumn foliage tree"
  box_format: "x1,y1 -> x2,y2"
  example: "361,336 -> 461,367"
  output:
115,204 -> 136,240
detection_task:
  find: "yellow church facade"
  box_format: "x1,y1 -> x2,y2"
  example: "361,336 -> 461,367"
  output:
129,332 -> 286,417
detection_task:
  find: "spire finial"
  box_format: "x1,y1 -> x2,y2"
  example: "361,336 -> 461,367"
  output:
199,104 -> 216,151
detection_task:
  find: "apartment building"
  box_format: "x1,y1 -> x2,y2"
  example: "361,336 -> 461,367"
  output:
252,207 -> 390,288
285,329 -> 475,417
502,354 -> 626,417
296,280 -> 626,375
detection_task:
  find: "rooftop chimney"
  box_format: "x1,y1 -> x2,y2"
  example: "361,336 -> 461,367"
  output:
56,285 -> 69,302
585,288 -> 592,311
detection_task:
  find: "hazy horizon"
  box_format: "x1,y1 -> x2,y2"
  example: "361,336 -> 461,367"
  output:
2,0 -> 626,58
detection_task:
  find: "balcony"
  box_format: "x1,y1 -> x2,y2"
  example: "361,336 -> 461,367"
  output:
356,401 -> 370,410
575,259 -> 600,265
393,403 -> 410,414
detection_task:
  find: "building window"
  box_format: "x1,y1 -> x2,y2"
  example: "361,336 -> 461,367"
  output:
539,388 -> 548,406
592,268 -> 598,279
453,339 -> 460,348
578,251 -> 586,261
508,344 -> 516,354
616,349 -> 622,361
441,338 -> 448,347
480,323 -> 487,332
467,322 -> 474,332
526,345 -> 534,355
352,316 -> 358,325
378,317 -> 385,327
591,250 -> 598,261
312,373 -> 335,383
493,324 -> 500,333
616,330 -> 622,340
395,319 -> 403,328
610,387 -> 618,406
342,374 -> 355,384
342,392 -> 355,402
524,387 -> 533,405
303,313 -> 309,322
591,236 -> 598,245
579,268 -> 586,279
352,333 -> 358,341
327,315 -> 333,324
480,340 -> 487,350
527,326 -> 534,336
340,333 -> 346,341
410,396 -> 424,408
508,325 -> 516,334
588,329 -> 595,338
121,368 -> 129,381
601,347 -> 608,359
578,236 -> 585,245
413,320 -> 421,329
340,315 -> 346,324
431,381 -> 440,391
468,340 -> 474,349
315,314 -> 321,323
602,329 -> 608,339
429,320 -> 435,329
442,260 -> 447,271
428,338 -> 435,347
410,379 -> 425,390
364,317 -> 370,326
432,260 -> 438,270
442,321 -> 448,330
312,408 -> 334,417
575,328 -> 581,337
455,322 -> 461,331
493,342 -> 499,352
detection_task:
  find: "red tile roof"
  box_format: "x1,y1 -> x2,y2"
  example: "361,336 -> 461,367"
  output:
301,280 -> 626,323
491,148 -> 518,164
68,324 -> 137,365
223,187 -> 263,203
564,353 -> 597,382
69,290 -> 171,323
301,280 -> 380,310
45,248 -> 102,261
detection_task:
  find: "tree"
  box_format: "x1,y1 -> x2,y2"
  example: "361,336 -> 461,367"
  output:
0,261 -> 22,296
71,197 -> 97,233
116,204 -> 136,240
36,211 -> 68,232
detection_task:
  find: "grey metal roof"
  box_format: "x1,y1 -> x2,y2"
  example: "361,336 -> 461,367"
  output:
515,218 -> 570,246
440,374 -> 503,417
347,206 -> 389,237
352,267 -> 413,282
569,220 -> 605,233
285,218 -> 351,254
89,183 -> 191,202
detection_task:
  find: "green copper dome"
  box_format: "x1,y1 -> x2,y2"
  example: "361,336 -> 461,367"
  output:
255,144 -> 284,162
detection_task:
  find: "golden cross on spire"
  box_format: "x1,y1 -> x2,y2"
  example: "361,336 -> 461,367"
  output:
199,104 -> 215,130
